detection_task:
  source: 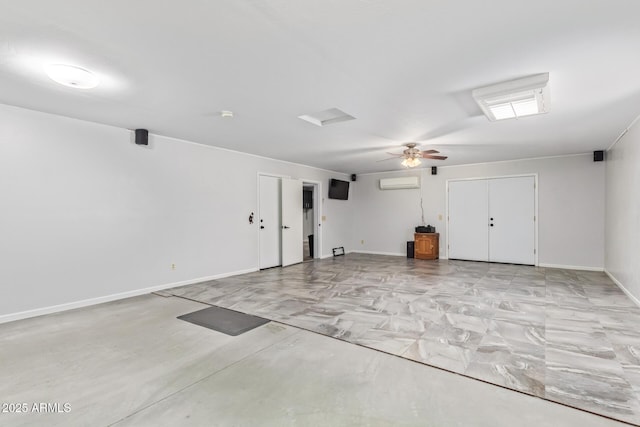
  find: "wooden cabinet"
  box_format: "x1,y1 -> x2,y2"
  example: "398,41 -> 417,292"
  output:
414,233 -> 439,260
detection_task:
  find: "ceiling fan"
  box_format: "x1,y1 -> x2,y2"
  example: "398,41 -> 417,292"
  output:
379,143 -> 448,168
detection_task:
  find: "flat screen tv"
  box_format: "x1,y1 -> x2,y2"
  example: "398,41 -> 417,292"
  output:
328,179 -> 349,200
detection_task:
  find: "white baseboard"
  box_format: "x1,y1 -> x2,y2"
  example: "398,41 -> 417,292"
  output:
539,263 -> 604,272
0,267 -> 258,325
604,269 -> 640,308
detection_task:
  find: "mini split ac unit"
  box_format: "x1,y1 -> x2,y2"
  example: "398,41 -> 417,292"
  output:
379,176 -> 420,190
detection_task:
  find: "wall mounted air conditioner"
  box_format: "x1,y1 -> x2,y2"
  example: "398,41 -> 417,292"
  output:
379,176 -> 420,190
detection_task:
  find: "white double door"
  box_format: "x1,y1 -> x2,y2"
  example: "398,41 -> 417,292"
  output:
259,175 -> 303,269
448,176 -> 535,265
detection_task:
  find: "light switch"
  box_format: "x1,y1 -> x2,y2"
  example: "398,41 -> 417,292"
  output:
438,214 -> 443,221
322,215 -> 327,221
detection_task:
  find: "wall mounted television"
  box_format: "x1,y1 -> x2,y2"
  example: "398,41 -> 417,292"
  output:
328,179 -> 350,200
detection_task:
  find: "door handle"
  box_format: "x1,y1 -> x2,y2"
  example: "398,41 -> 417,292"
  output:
490,224 -> 494,227
282,225 -> 290,229
260,226 -> 265,229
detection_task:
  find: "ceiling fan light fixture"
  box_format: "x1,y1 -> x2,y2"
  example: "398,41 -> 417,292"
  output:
380,143 -> 446,167
473,73 -> 549,121
401,157 -> 422,168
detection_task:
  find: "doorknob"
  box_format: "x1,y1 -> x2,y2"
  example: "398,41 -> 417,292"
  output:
490,224 -> 494,227
282,225 -> 290,229
260,226 -> 265,229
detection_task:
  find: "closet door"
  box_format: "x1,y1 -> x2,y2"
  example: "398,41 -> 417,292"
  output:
448,179 -> 489,261
488,176 -> 535,265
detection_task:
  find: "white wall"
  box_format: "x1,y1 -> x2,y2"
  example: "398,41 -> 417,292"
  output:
0,104 -> 352,319
605,117 -> 640,303
352,154 -> 605,269
0,101 -> 613,320
349,173 -> 424,256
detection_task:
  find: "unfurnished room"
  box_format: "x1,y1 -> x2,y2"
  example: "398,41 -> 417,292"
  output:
1,1 -> 640,426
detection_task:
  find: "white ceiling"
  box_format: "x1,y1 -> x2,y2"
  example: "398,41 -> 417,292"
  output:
1,0 -> 640,173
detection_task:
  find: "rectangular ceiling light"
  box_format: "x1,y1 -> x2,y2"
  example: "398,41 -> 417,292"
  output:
298,108 -> 356,127
472,73 -> 550,121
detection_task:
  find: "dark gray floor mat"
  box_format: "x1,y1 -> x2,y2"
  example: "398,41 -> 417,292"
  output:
177,306 -> 270,336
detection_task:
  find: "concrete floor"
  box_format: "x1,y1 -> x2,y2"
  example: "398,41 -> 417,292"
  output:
0,294 -> 629,426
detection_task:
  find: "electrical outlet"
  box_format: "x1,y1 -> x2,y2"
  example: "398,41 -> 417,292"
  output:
171,263 -> 176,270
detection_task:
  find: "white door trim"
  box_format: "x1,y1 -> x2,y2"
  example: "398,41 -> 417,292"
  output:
446,173 -> 538,266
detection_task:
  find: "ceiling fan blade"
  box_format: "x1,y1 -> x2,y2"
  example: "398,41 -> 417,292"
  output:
422,155 -> 448,160
385,152 -> 405,157
376,157 -> 402,162
420,149 -> 439,155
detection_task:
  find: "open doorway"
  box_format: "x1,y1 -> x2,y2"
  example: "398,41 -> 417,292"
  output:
301,180 -> 321,261
303,185 -> 314,261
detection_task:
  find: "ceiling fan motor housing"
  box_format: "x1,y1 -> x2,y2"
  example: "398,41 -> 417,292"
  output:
403,146 -> 421,158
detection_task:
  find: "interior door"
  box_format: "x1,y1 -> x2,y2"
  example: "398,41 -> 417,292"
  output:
258,175 -> 281,269
488,176 -> 535,264
448,179 -> 489,261
281,177 -> 303,267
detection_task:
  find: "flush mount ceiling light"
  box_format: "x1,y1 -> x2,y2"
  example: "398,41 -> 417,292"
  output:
472,73 -> 549,121
45,64 -> 99,89
298,108 -> 356,127
220,110 -> 234,118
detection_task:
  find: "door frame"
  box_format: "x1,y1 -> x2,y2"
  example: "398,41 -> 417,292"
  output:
445,173 -> 538,266
301,179 -> 322,259
256,173 -> 322,266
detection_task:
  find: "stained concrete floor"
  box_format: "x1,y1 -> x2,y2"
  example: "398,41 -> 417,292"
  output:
165,254 -> 640,425
0,293 -> 630,426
